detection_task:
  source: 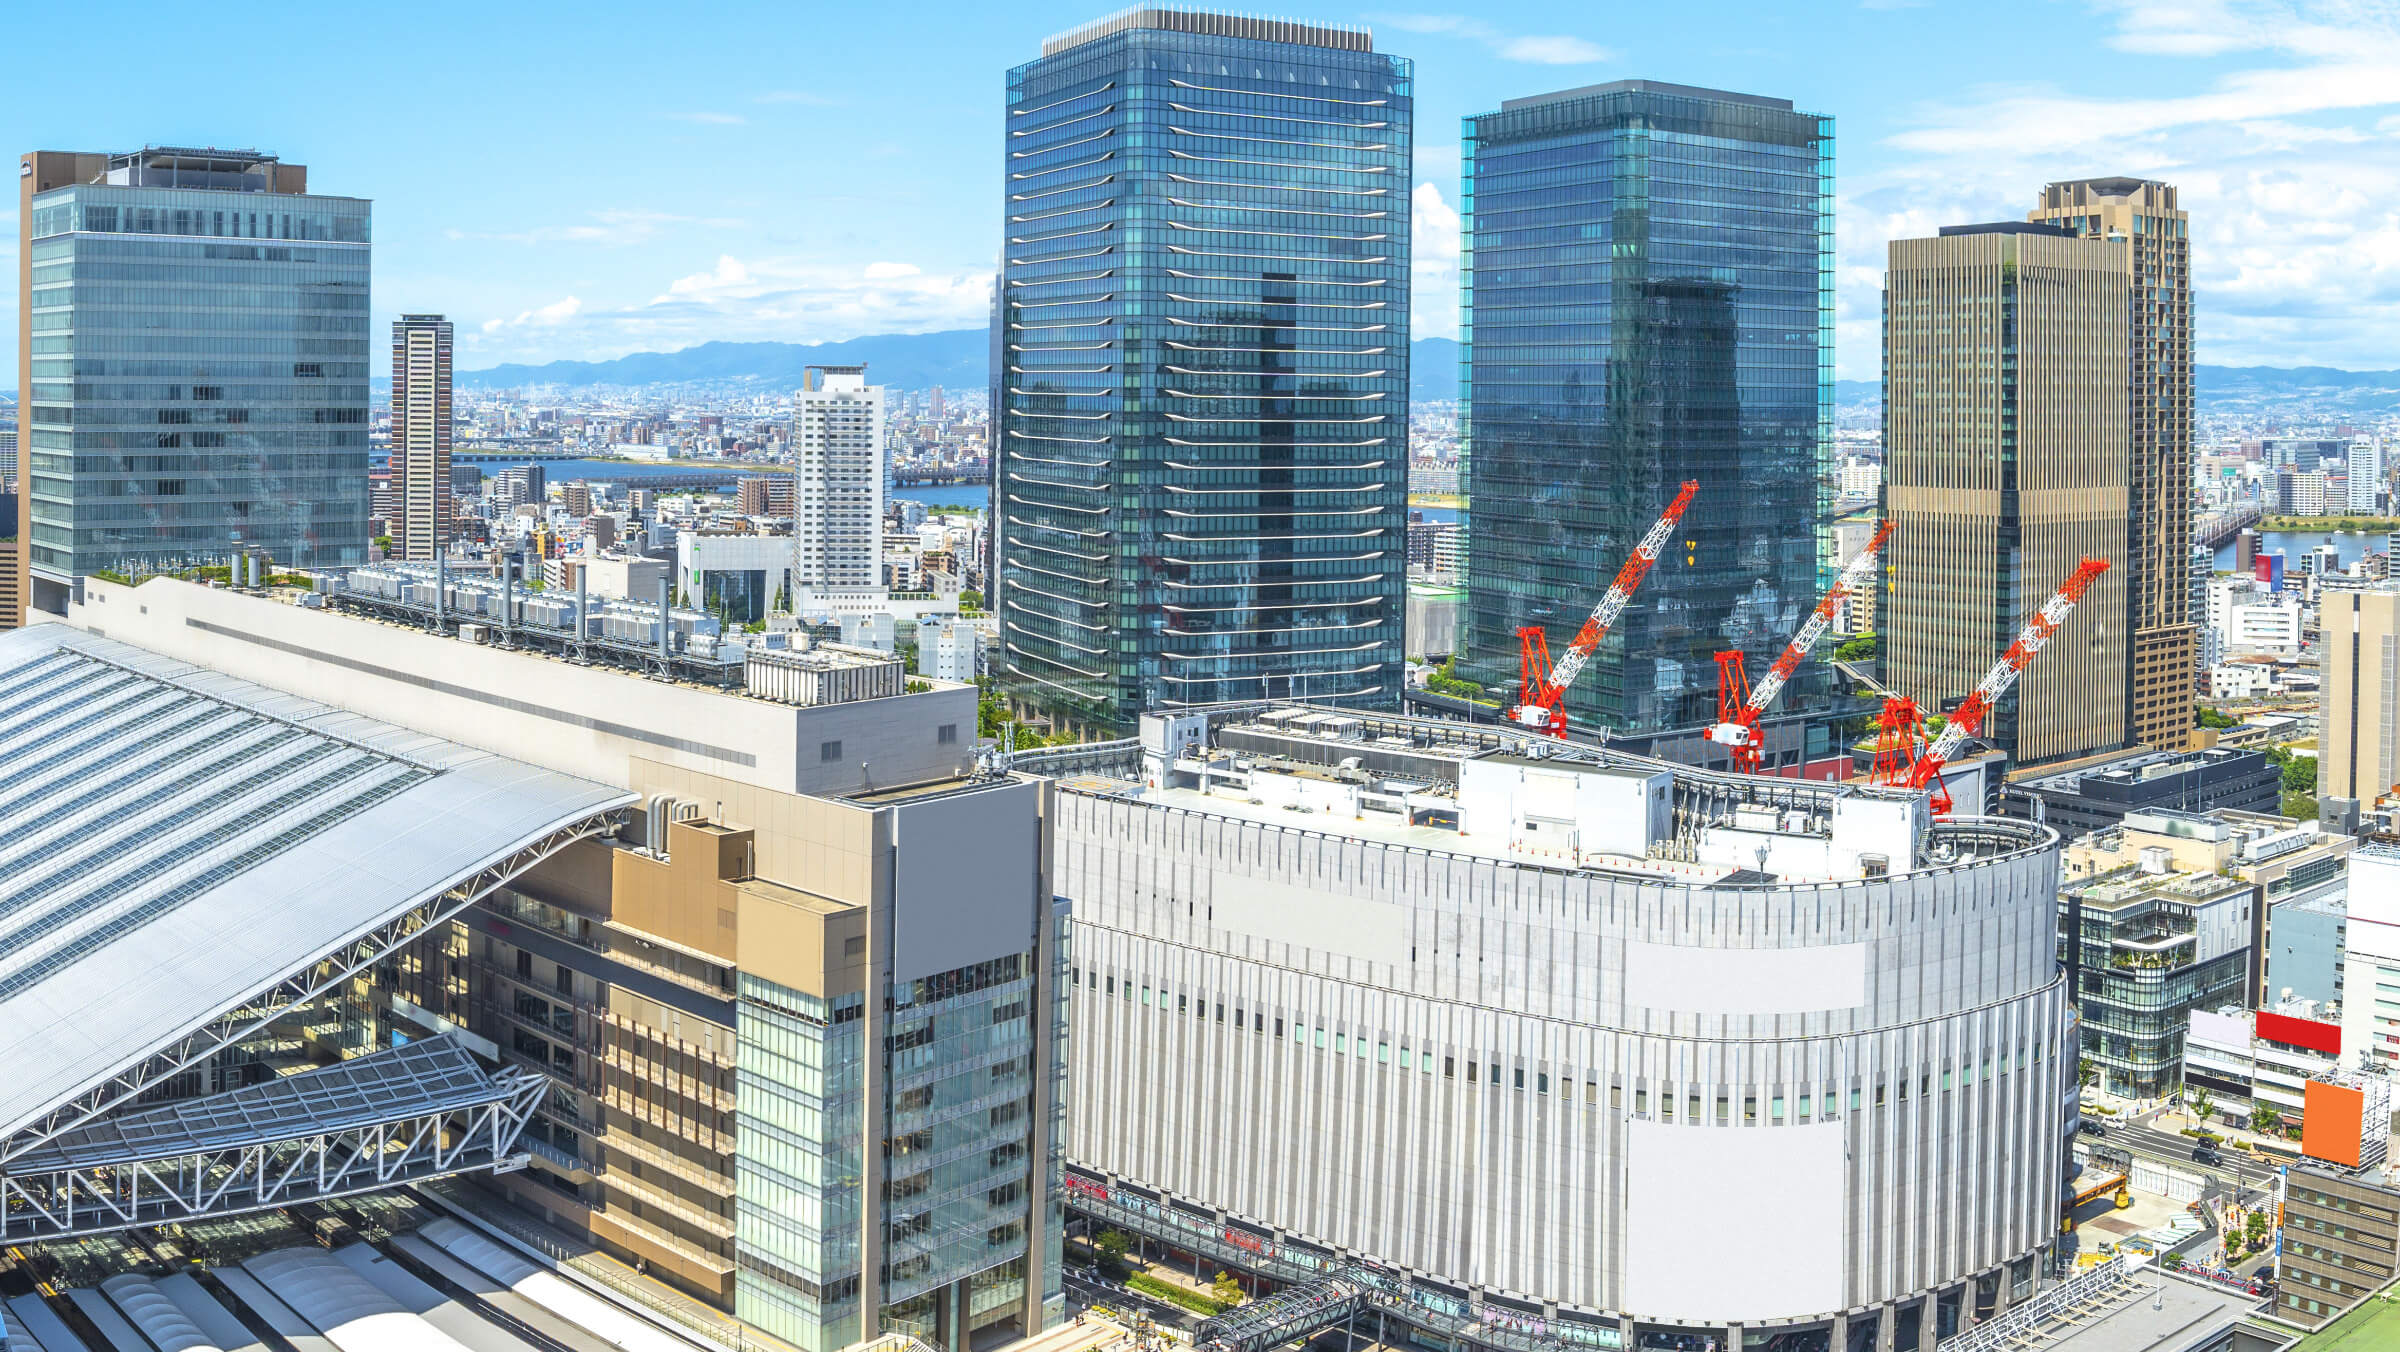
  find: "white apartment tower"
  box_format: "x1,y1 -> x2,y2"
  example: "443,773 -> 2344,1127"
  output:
391,315 -> 454,561
793,364 -> 885,592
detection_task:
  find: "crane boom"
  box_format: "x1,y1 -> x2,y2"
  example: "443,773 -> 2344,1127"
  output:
1706,519 -> 1893,769
1903,557 -> 2111,798
1511,480 -> 1699,735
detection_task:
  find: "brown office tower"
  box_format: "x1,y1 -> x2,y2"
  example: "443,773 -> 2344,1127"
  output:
1884,222 -> 2133,767
2320,584 -> 2400,803
737,475 -> 795,517
2032,178 -> 2195,751
392,314 -> 455,561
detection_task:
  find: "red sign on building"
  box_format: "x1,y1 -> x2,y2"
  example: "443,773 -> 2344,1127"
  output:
2256,1010 -> 2342,1057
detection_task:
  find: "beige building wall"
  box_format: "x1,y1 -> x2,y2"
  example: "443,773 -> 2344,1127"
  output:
2321,585 -> 2400,803
1885,228 -> 2132,767
2032,179 -> 2195,752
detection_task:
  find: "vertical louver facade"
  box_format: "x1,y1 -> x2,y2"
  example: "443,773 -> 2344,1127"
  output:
390,314 -> 452,562
995,11 -> 1411,735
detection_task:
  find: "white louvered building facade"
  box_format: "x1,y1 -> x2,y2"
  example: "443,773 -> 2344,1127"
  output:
1043,707 -> 2074,1345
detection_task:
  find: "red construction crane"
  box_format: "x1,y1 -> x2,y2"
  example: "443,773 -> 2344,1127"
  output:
1902,556 -> 2112,814
1869,696 -> 1928,790
1511,480 -> 1699,736
1706,519 -> 1893,774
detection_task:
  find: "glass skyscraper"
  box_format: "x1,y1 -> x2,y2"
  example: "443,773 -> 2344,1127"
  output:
20,147 -> 370,598
1459,83 -> 1834,759
993,10 -> 1412,736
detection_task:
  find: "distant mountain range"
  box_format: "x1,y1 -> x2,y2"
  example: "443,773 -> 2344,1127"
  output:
458,330 -> 1467,400
1843,368 -> 2400,413
454,334 -> 2400,412
459,330 -> 992,393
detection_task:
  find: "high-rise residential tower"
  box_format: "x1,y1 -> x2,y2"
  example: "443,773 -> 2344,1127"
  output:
2320,584 -> 2400,805
2030,178 -> 2194,752
794,364 -> 886,593
1458,82 -> 1833,767
1883,223 -> 2133,767
391,314 -> 453,561
993,9 -> 1412,737
18,147 -> 371,606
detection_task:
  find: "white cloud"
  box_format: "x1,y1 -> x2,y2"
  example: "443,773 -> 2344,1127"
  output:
481,296 -> 584,334
667,255 -> 753,295
1412,181 -> 1462,340
666,111 -> 747,126
460,254 -> 994,362
1494,35 -> 1610,64
448,208 -> 744,247
1374,14 -> 1611,65
1847,0 -> 2400,374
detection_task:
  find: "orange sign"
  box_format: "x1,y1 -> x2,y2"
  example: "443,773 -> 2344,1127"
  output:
2302,1080 -> 2366,1168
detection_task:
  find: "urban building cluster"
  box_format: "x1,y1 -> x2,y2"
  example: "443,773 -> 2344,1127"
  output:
15,8 -> 2400,1352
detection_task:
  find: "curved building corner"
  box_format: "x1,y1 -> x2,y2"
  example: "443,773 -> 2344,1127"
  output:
1038,705 -> 2075,1349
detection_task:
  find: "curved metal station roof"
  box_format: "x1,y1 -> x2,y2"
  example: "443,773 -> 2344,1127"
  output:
0,625 -> 635,1148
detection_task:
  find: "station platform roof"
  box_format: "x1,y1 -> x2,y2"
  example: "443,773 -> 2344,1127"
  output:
0,625 -> 635,1155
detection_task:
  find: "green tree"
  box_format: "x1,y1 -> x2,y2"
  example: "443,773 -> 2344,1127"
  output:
1210,1271 -> 1244,1304
2282,791 -> 2321,822
2282,754 -> 2317,794
2195,705 -> 2237,730
2243,1209 -> 2270,1252
1095,1230 -> 1132,1260
1424,657 -> 1487,702
960,590 -> 984,611
2250,1101 -> 2283,1136
2077,1057 -> 2098,1092
1833,632 -> 1878,664
2185,1084 -> 2216,1126
373,535 -> 395,555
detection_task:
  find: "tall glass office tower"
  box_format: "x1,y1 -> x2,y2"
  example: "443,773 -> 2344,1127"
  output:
19,147 -> 370,601
1459,83 -> 1835,763
993,10 -> 1412,736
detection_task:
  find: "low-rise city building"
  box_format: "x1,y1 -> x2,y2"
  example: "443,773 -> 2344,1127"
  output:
2341,845 -> 2400,1074
2277,1164 -> 2400,1328
2014,747 -> 2280,835
2060,857 -> 2253,1099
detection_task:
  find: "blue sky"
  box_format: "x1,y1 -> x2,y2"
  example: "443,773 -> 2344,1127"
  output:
7,0 -> 2397,380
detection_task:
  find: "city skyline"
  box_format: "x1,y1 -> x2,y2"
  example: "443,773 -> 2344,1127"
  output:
2,1 -> 2396,381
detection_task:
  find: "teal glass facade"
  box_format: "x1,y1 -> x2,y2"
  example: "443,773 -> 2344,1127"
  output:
1459,84 -> 1834,742
735,953 -> 1047,1352
736,978 -> 869,1352
25,159 -> 371,583
994,18 -> 1411,734
878,954 -> 1040,1339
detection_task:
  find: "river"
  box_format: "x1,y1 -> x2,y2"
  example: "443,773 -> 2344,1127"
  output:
466,463 -> 1468,523
2213,529 -> 2392,571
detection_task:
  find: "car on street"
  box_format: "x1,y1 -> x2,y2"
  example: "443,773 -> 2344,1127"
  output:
2192,1144 -> 2223,1165
2078,1119 -> 2109,1136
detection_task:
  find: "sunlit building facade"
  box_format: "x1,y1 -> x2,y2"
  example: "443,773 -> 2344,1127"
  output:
19,147 -> 371,598
1459,83 -> 1833,760
993,10 -> 1412,735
